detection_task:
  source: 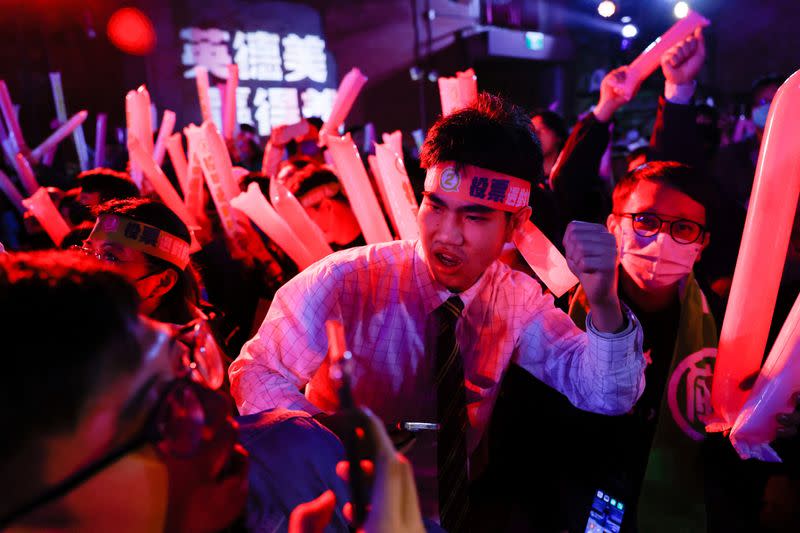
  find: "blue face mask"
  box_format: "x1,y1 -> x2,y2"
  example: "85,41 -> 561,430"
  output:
752,103 -> 770,129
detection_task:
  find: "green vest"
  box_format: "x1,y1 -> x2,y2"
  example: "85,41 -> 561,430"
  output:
568,272 -> 718,532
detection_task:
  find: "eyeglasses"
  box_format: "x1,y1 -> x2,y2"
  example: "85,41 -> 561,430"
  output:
0,319 -> 227,528
617,212 -> 706,244
70,243 -> 122,264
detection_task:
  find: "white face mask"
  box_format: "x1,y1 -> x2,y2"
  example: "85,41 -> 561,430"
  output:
614,224 -> 702,289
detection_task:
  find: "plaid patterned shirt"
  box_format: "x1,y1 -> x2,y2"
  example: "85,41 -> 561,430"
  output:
230,240 -> 645,515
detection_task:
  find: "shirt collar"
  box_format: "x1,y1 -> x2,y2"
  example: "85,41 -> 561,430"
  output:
413,240 -> 490,317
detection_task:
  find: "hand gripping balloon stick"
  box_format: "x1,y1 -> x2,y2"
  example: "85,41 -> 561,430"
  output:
48,72 -> 89,170
318,68 -> 368,146
14,153 -> 39,195
166,132 -> 189,195
728,292 -> 800,462
195,66 -> 213,124
261,119 -> 310,177
324,133 -> 393,244
223,63 -> 239,141
22,187 -> 71,246
0,80 -> 28,155
269,179 -> 333,262
94,113 -> 107,168
152,110 -> 176,166
438,68 -> 478,116
29,111 -> 88,164
0,169 -> 25,214
325,320 -> 369,529
709,68 -> 800,430
513,220 -> 579,298
230,183 -> 316,269
374,143 -> 419,240
618,10 -> 710,99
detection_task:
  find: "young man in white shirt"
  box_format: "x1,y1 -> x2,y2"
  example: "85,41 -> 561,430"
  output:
230,93 -> 646,529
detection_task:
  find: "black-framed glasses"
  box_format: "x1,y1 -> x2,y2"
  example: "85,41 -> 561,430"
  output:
0,320 -> 227,528
618,212 -> 706,244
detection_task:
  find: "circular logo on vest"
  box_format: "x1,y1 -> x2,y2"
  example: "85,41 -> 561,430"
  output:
440,167 -> 461,192
667,347 -> 717,441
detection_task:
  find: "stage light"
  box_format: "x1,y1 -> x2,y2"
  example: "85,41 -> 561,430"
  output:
597,1 -> 617,18
621,23 -> 638,38
107,7 -> 156,55
674,1 -> 690,19
621,16 -> 631,23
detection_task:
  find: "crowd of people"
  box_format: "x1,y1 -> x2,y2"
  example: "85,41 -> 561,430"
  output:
1,25 -> 799,533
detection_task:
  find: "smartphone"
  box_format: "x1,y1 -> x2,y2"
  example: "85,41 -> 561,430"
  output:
585,489 -> 625,533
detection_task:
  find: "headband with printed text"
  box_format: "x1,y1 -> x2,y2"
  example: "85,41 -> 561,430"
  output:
90,214 -> 191,270
424,163 -> 531,212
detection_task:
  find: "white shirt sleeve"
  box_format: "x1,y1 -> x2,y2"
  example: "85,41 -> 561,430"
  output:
514,288 -> 646,415
229,262 -> 343,416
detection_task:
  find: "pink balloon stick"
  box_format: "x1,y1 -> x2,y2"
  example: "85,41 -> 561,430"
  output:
29,111 -> 88,163
324,133 -> 392,243
223,64 -> 239,141
15,153 -> 39,195
0,80 -> 28,155
153,110 -> 176,166
0,168 -> 25,214
710,68 -> 800,428
94,113 -> 107,168
22,187 -> 71,246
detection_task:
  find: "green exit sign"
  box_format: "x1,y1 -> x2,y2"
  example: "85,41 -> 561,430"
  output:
525,31 -> 545,51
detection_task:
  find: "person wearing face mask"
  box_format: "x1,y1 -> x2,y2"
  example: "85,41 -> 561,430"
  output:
700,74 -> 784,303
489,161 -> 800,532
713,74 -> 782,212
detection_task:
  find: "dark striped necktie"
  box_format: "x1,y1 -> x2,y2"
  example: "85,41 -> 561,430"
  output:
434,296 -> 470,532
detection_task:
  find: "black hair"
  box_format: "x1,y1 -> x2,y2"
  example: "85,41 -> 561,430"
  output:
531,109 -> 569,151
625,146 -> 651,168
420,92 -> 544,185
291,165 -> 344,202
613,161 -> 713,224
59,188 -> 93,225
78,168 -> 140,204
60,222 -> 95,250
94,198 -> 201,324
305,116 -> 324,131
0,251 -> 142,513
750,74 -> 783,107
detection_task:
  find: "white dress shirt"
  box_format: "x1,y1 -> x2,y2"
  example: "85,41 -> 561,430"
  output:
230,239 -> 645,516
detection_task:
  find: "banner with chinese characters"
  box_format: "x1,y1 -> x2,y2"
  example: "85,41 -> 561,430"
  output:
145,0 -> 338,137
